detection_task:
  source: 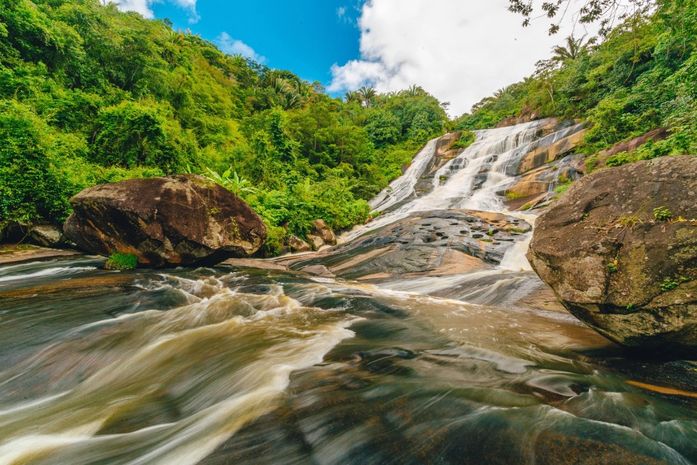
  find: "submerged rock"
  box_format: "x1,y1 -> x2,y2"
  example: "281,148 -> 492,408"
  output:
528,156 -> 697,349
64,175 -> 266,267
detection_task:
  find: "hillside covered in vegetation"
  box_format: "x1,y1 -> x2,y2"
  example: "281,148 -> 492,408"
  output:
455,0 -> 696,168
2,0 -> 695,255
0,0 -> 448,254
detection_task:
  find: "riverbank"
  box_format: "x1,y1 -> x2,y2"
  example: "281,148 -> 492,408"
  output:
0,244 -> 81,266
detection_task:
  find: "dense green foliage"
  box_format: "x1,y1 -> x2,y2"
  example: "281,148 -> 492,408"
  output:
455,0 -> 697,167
451,130 -> 476,150
0,0 -> 448,254
105,252 -> 137,270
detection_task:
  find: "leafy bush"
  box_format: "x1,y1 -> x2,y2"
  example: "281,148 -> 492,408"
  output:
364,109 -> 401,147
653,206 -> 673,221
0,100 -> 76,223
660,277 -> 679,292
105,253 -> 138,270
204,167 -> 257,197
91,101 -> 195,172
451,130 -> 476,150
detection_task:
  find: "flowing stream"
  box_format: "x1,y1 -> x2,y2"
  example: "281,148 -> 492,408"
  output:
2,121 -> 697,464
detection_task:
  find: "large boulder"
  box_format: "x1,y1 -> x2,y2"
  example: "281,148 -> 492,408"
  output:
528,156 -> 697,349
64,175 -> 266,267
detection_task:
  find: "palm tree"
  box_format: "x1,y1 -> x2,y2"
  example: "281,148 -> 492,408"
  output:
345,90 -> 362,105
357,86 -> 377,107
403,85 -> 426,97
551,35 -> 596,64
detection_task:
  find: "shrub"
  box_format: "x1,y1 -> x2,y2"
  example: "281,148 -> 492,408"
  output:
554,182 -> 573,195
653,206 -> 673,221
364,109 -> 401,147
105,253 -> 138,270
605,152 -> 634,167
451,130 -> 476,150
0,100 -> 75,223
660,278 -> 679,292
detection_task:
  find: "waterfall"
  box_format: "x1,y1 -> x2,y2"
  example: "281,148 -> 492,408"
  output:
368,137 -> 439,213
342,119 -> 581,243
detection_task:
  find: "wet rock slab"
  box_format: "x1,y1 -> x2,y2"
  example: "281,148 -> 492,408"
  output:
288,210 -> 531,281
0,244 -> 80,266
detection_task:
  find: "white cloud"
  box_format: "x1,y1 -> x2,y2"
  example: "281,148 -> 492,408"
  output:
217,32 -> 266,64
329,0 -> 595,116
108,0 -> 200,23
337,6 -> 347,18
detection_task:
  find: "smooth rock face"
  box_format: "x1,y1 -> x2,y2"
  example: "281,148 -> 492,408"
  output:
0,223 -> 66,248
291,209 -> 531,281
29,224 -> 65,248
64,175 -> 266,267
528,156 -> 697,349
505,154 -> 585,211
516,127 -> 586,175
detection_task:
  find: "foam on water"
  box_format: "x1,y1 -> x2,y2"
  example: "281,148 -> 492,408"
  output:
0,274 -> 358,465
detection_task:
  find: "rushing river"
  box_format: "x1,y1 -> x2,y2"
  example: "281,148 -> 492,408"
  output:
2,121 -> 697,465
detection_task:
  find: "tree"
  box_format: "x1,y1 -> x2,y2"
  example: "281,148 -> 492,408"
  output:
508,0 -> 655,35
357,86 -> 377,107
551,35 -> 595,63
0,100 -> 73,223
364,109 -> 401,147
91,101 -> 194,172
535,34 -> 597,74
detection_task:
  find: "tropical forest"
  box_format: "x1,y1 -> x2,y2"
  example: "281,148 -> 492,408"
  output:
0,0 -> 696,464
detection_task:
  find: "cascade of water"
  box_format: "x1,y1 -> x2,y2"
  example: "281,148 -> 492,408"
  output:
341,119 -> 575,243
368,137 -> 440,213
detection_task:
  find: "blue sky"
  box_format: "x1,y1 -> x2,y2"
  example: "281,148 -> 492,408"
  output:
151,0 -> 362,85
113,0 -> 592,115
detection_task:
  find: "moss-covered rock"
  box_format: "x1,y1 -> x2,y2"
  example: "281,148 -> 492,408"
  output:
528,156 -> 697,350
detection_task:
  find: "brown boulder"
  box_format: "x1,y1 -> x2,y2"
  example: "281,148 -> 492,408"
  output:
527,156 -> 697,349
505,154 -> 585,211
64,175 -> 266,267
495,110 -> 542,128
311,219 -> 336,245
288,235 -> 311,253
306,234 -> 325,251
